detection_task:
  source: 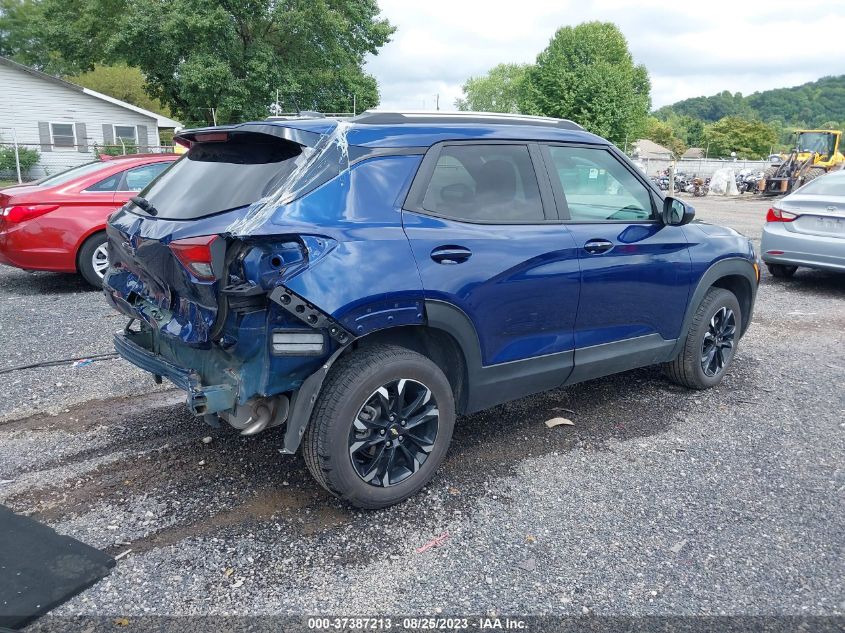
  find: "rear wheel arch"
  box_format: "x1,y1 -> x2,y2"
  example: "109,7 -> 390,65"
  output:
76,229 -> 109,287
74,226 -> 108,264
349,322 -> 469,415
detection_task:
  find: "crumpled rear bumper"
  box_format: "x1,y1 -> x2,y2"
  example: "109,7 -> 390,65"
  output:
114,329 -> 236,415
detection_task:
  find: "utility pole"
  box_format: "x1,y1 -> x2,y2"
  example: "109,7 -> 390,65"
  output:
353,94 -> 357,116
211,108 -> 218,126
435,93 -> 440,111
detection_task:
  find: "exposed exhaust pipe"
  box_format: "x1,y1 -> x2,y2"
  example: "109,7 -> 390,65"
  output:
240,403 -> 273,436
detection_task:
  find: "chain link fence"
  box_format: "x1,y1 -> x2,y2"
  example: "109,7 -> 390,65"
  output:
0,140 -> 176,184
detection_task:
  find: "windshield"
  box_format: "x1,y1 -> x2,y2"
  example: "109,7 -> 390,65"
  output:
134,133 -> 307,220
798,173 -> 845,196
797,132 -> 836,156
36,161 -> 112,187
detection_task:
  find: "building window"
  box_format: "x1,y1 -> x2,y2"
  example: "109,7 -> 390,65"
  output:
113,125 -> 138,145
50,122 -> 76,149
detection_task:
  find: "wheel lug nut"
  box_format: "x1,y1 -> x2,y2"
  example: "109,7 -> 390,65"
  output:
398,436 -> 404,442
400,420 -> 406,426
379,430 -> 385,435
389,415 -> 395,421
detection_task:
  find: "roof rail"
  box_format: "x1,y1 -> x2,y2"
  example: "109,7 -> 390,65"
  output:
351,110 -> 584,131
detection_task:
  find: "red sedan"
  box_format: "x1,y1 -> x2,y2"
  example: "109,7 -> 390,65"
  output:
0,153 -> 178,287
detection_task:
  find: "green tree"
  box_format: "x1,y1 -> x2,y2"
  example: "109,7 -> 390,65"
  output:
666,114 -> 705,148
519,22 -> 650,145
66,64 -> 172,116
702,117 -> 778,159
455,63 -> 528,113
31,0 -> 394,124
0,0 -> 54,72
642,117 -> 686,157
655,75 -> 845,129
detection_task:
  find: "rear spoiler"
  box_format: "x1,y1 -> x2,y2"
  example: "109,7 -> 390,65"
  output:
175,122 -> 329,150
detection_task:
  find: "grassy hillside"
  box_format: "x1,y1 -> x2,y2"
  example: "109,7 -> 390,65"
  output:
655,75 -> 845,128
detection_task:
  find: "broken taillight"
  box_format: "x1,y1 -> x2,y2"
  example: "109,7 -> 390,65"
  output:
169,235 -> 218,280
766,207 -> 797,222
1,204 -> 60,224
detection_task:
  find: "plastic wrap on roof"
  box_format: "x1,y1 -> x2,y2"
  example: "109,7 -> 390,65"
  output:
226,120 -> 352,236
708,168 -> 739,196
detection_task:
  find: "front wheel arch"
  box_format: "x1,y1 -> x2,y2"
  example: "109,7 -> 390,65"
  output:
671,259 -> 757,359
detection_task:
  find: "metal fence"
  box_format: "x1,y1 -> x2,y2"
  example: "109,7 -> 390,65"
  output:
0,140 -> 176,183
637,157 -> 772,178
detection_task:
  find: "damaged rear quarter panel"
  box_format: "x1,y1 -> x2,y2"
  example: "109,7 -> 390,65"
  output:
252,154 -> 427,337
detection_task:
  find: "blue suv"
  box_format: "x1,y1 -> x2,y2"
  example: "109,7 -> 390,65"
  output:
103,112 -> 759,508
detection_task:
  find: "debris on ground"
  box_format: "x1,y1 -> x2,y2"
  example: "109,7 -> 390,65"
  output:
545,417 -> 575,428
416,532 -> 450,553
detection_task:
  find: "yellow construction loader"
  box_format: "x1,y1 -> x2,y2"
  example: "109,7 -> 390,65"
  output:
759,129 -> 844,195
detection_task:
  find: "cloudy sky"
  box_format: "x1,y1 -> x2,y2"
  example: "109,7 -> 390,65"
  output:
365,0 -> 844,112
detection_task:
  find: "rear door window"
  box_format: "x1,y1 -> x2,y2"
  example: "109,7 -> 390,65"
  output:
135,134 -> 306,219
417,144 -> 545,222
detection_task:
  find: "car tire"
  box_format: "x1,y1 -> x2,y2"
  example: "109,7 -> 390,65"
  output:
77,231 -> 109,289
664,287 -> 742,390
302,344 -> 456,509
767,263 -> 797,278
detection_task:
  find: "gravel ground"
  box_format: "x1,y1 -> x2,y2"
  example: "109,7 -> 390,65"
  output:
0,196 -> 843,631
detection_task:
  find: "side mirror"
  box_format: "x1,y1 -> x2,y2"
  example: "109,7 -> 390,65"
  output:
662,196 -> 695,226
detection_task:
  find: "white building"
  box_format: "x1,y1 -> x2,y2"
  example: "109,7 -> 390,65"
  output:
0,56 -> 181,178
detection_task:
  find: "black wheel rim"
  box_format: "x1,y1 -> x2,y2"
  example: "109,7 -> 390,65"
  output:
701,306 -> 736,377
349,379 -> 439,487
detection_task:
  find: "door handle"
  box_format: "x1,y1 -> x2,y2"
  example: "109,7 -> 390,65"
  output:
430,246 -> 472,265
583,239 -> 614,255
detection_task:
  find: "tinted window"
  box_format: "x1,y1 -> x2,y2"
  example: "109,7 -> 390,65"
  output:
136,134 -> 305,219
420,145 -> 544,222
545,146 -> 655,221
86,172 -> 121,192
122,162 -> 169,191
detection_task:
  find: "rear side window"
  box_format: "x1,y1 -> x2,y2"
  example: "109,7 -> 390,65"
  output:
419,144 -> 544,222
544,145 -> 655,222
136,134 -> 305,219
122,162 -> 170,191
86,172 -> 121,192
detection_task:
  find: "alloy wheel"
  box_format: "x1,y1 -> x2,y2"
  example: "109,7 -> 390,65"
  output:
701,306 -> 736,377
91,243 -> 110,279
349,378 -> 440,487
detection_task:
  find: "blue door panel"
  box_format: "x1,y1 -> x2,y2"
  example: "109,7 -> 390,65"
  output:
402,211 -> 581,365
566,223 -> 692,348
